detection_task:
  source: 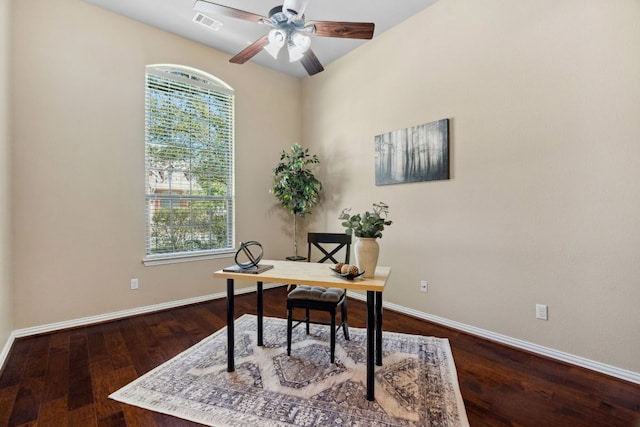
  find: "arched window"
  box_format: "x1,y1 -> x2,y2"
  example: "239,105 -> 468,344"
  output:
144,65 -> 234,264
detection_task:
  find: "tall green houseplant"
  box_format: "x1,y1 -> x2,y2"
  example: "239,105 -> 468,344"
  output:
272,143 -> 323,260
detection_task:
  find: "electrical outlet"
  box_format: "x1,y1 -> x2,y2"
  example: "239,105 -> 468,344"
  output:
535,304 -> 548,320
420,280 -> 428,293
131,278 -> 139,290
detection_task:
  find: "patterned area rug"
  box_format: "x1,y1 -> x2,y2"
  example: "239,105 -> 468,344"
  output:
110,314 -> 469,426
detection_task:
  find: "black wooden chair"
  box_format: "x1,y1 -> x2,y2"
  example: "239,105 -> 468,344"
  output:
286,232 -> 351,363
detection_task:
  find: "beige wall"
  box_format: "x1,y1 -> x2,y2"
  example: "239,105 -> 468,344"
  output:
6,0 -> 640,377
10,0 -> 301,328
0,0 -> 12,347
303,0 -> 640,372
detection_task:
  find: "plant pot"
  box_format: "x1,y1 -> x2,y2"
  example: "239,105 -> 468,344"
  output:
354,237 -> 379,279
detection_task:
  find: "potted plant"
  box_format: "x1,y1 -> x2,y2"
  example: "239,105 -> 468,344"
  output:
272,143 -> 323,260
338,202 -> 392,277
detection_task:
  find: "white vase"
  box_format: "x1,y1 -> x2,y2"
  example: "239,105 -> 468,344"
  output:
354,237 -> 379,278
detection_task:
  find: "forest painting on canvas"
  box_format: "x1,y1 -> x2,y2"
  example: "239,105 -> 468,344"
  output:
375,118 -> 449,185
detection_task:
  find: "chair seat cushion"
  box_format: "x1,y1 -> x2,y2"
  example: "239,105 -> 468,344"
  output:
287,285 -> 345,303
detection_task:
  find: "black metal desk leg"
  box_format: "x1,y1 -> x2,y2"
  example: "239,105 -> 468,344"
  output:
257,281 -> 263,346
376,291 -> 383,366
366,290 -> 375,401
227,278 -> 235,372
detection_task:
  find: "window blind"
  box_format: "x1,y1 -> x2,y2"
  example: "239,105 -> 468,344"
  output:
145,66 -> 234,258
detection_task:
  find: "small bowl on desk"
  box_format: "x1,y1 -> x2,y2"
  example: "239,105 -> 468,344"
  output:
329,267 -> 365,280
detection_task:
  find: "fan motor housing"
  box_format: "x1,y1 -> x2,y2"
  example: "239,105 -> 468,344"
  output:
268,5 -> 305,32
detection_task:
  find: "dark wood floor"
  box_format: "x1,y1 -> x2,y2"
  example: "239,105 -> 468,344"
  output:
1,286 -> 639,427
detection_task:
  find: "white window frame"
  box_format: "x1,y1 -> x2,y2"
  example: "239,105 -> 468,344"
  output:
143,64 -> 235,266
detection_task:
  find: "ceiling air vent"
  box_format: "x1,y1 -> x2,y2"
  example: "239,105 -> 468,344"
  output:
193,12 -> 223,31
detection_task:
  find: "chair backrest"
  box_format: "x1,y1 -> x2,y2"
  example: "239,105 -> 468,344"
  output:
307,232 -> 351,264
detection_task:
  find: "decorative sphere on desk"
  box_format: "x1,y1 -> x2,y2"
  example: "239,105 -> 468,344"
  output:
234,241 -> 264,269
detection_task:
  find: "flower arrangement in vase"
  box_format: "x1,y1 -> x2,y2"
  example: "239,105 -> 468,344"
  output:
338,202 -> 392,278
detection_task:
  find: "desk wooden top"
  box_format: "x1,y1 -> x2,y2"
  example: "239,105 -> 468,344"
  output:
214,259 -> 390,292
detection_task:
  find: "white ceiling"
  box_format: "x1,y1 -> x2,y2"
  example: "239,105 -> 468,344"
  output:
81,0 -> 440,78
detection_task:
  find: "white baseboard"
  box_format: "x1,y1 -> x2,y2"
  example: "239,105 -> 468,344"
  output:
0,332 -> 15,372
347,292 -> 640,385
0,282 -> 282,370
2,284 -> 639,386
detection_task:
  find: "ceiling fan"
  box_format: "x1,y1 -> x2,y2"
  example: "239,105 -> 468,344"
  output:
193,0 -> 375,76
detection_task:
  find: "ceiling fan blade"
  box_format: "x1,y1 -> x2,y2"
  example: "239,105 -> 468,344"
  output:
305,21 -> 375,39
194,1 -> 268,23
229,35 -> 270,64
300,49 -> 324,76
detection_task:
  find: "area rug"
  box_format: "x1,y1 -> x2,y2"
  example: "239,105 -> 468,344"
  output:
110,314 -> 469,426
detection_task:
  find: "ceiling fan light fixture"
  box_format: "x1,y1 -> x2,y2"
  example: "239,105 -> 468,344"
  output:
264,29 -> 286,59
288,32 -> 311,62
292,32 -> 311,51
287,44 -> 304,62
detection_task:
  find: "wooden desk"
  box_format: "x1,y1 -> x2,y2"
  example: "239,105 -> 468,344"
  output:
214,259 -> 391,401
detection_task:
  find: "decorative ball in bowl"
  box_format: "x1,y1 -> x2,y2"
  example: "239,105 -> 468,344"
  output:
330,263 -> 365,280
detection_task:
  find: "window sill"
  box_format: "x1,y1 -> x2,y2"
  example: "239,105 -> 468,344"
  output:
143,250 -> 235,266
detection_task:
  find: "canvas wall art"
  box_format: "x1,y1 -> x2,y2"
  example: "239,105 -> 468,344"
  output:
375,118 -> 450,185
